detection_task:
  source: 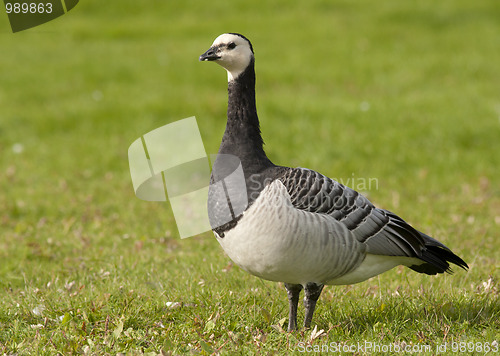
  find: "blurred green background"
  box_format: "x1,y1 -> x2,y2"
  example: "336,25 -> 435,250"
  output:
0,0 -> 499,354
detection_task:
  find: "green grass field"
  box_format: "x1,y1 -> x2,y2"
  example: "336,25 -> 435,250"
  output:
1,0 -> 499,354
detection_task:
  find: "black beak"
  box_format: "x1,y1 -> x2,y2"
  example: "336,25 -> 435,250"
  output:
199,47 -> 221,61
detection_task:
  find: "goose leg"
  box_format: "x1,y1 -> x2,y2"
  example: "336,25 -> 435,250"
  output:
284,283 -> 303,331
303,282 -> 324,329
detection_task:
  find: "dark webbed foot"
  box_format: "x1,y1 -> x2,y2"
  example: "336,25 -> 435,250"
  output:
284,283 -> 303,332
303,282 -> 324,329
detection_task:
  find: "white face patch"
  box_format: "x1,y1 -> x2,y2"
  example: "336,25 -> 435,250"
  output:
208,33 -> 254,81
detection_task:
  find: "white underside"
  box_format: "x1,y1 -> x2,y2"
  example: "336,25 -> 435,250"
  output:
214,180 -> 423,286
327,254 -> 422,285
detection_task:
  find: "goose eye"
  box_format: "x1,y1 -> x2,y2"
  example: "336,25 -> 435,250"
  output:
227,42 -> 236,50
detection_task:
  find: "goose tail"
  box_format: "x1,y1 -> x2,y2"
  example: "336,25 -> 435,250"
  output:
409,232 -> 469,275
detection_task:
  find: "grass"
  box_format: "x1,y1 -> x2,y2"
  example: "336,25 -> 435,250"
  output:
0,0 -> 499,354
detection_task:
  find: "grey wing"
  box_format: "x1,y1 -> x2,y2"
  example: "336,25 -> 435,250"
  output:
278,168 -> 467,274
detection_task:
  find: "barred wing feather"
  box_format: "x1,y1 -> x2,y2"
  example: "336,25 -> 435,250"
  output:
278,168 -> 468,274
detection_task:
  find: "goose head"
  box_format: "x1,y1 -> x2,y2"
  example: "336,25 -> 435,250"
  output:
199,33 -> 254,81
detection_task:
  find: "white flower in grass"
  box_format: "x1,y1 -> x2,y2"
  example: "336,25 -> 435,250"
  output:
32,305 -> 45,316
12,143 -> 24,154
166,301 -> 182,309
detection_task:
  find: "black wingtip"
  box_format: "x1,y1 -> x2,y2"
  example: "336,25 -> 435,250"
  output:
410,245 -> 469,275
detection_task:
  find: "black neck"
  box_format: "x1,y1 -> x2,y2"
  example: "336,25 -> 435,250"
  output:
218,59 -> 273,174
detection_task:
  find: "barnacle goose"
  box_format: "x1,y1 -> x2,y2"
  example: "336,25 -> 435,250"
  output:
199,33 -> 468,331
